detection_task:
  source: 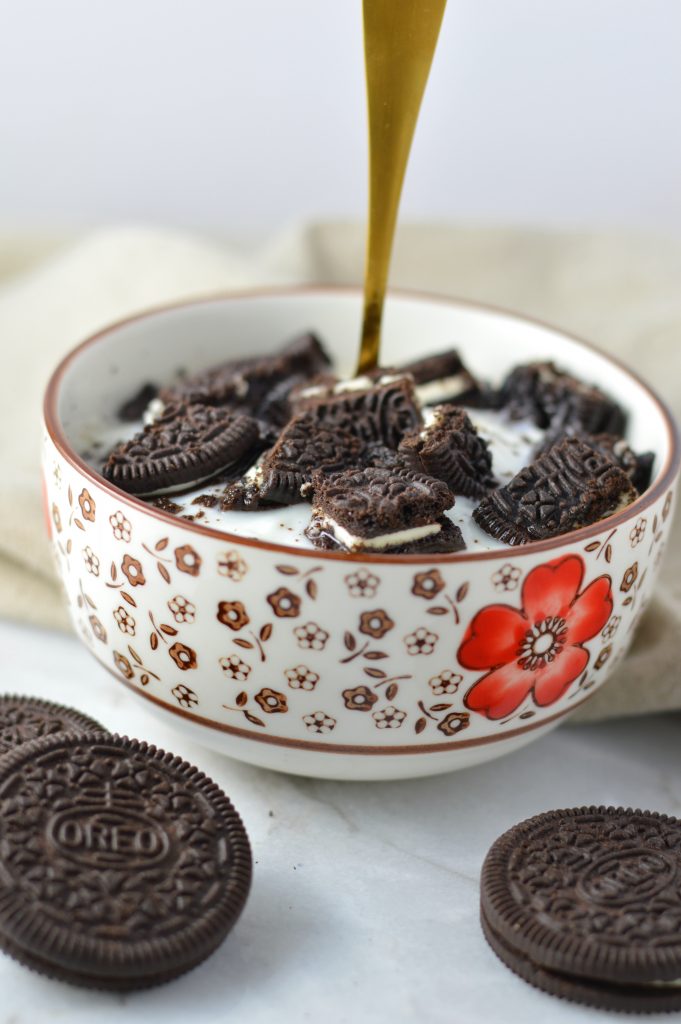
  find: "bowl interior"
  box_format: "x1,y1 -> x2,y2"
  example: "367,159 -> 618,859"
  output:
54,288 -> 673,496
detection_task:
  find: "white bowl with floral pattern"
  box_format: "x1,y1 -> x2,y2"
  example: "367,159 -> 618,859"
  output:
42,288 -> 679,780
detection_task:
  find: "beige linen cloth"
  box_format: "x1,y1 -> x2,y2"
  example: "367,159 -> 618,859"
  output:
0,222 -> 679,722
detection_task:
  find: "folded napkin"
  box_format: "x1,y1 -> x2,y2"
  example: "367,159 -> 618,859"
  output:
0,221 -> 679,722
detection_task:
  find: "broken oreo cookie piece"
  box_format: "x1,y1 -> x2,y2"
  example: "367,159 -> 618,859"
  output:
102,403 -> 261,496
399,405 -> 497,498
473,437 -> 637,545
222,413 -> 364,509
499,361 -> 626,435
302,376 -> 422,448
305,466 -> 464,554
536,429 -> 654,495
397,348 -> 490,407
161,332 -> 331,414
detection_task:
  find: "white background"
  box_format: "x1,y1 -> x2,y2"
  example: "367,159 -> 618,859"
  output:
1,0 -> 681,243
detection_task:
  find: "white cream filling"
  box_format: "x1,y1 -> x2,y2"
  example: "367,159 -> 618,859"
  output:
142,397 -> 166,426
139,470 -> 222,498
416,373 -> 472,406
315,513 -> 441,551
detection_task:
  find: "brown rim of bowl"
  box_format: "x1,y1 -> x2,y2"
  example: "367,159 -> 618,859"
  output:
43,285 -> 680,566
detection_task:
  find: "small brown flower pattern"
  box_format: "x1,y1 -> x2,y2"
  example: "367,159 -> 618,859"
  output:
285,665 -> 319,691
342,686 -> 378,712
109,511 -> 132,542
113,606 -> 136,636
620,562 -> 638,593
113,651 -> 134,680
492,563 -> 521,592
220,654 -> 251,681
372,705 -> 406,730
594,646 -> 612,670
255,688 -> 288,714
175,544 -> 202,576
412,570 -> 445,600
169,642 -> 197,671
172,684 -> 198,708
429,670 -> 463,695
217,600 -> 250,631
629,518 -> 647,547
358,609 -> 394,639
303,711 -> 336,734
438,712 -> 470,737
267,588 -> 302,618
602,615 -> 621,640
345,570 -> 380,599
294,622 -> 329,651
83,546 -> 100,576
218,551 -> 248,581
88,615 -> 107,643
51,504 -> 62,534
404,627 -> 438,656
121,554 -> 145,587
168,595 -> 196,624
78,488 -> 96,522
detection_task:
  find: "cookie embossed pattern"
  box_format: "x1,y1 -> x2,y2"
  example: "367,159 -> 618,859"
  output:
42,289 -> 679,779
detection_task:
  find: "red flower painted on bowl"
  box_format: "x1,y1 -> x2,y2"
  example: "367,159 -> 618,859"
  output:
458,555 -> 612,721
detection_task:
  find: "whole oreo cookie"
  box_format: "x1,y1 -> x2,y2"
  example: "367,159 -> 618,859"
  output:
399,405 -> 497,498
0,733 -> 251,990
473,437 -> 636,545
481,806 -> 681,1012
102,403 -> 261,496
0,696 -> 105,758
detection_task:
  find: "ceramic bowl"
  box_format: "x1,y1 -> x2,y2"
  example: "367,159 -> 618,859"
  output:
42,288 -> 679,780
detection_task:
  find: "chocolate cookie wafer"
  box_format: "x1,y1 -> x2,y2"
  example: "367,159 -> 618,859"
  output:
102,403 -> 261,496
0,732 -> 251,990
222,413 -> 365,508
536,429 -> 655,495
473,437 -> 637,545
397,348 -> 492,407
301,376 -> 422,448
399,405 -> 497,498
499,361 -> 626,435
161,331 -> 331,412
0,696 -> 105,758
306,466 -> 464,553
481,806 -> 681,1012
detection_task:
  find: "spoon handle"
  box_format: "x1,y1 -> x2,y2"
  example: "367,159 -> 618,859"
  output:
357,0 -> 447,374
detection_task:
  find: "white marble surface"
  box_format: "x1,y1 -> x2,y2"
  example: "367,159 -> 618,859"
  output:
2,617 -> 681,1024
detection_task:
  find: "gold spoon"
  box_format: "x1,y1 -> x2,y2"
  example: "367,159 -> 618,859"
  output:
357,0 -> 448,375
